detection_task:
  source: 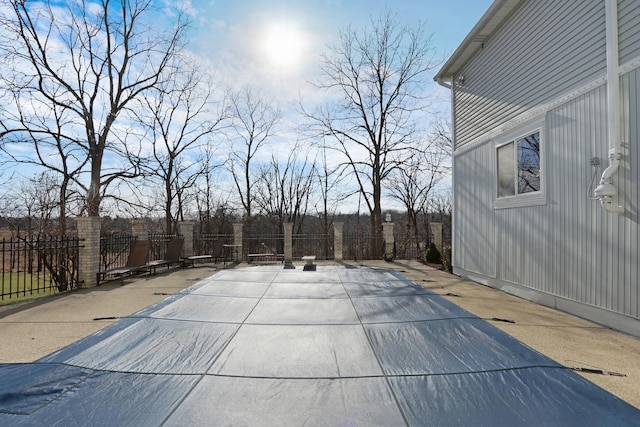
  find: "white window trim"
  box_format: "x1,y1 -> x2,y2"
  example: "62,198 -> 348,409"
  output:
494,118 -> 546,209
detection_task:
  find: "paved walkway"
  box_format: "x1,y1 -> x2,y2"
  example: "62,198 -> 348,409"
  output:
0,260 -> 638,415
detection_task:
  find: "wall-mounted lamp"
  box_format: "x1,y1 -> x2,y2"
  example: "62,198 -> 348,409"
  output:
454,75 -> 465,87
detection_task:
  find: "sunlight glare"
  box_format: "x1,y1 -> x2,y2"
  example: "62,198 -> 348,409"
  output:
262,22 -> 304,68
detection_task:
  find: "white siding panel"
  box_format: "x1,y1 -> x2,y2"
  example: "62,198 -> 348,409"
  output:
546,87 -> 609,308
619,0 -> 640,64
454,78 -> 639,322
453,145 -> 496,277
454,0 -> 606,148
621,68 -> 639,319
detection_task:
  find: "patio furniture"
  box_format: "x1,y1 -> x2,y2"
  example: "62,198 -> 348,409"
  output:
223,244 -> 242,264
145,238 -> 184,274
248,242 -> 284,264
211,238 -> 227,264
302,255 -> 316,271
97,239 -> 150,285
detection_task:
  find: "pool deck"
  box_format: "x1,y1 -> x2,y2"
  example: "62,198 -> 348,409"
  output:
0,259 -> 638,411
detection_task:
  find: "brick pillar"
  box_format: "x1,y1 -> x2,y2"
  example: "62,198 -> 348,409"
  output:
76,216 -> 102,288
284,222 -> 293,263
179,221 -> 195,257
382,222 -> 394,259
430,222 -> 443,254
131,219 -> 148,239
333,222 -> 343,261
233,223 -> 243,261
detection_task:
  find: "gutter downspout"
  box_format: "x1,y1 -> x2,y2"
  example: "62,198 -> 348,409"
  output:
593,0 -> 624,214
434,74 -> 455,271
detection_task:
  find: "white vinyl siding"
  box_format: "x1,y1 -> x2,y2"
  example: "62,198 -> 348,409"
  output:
620,67 -> 639,319
453,0 -> 606,149
619,0 -> 640,64
453,76 -> 639,329
453,145 -> 496,278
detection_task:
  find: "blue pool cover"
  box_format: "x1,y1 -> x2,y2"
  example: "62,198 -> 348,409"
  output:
1,265 -> 639,426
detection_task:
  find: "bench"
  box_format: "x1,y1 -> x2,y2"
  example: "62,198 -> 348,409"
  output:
97,240 -> 150,285
145,238 -> 184,274
181,254 -> 213,268
302,255 -> 316,271
247,253 -> 285,264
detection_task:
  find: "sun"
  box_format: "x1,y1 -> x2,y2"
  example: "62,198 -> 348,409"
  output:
262,22 -> 304,68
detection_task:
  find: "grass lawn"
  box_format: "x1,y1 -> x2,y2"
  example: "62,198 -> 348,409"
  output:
0,272 -> 60,305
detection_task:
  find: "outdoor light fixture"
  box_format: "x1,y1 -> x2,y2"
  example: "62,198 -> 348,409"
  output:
385,213 -> 391,222
454,75 -> 465,86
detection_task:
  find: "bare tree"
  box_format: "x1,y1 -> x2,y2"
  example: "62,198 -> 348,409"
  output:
0,83 -> 88,235
131,59 -> 226,234
255,146 -> 315,234
431,116 -> 453,158
304,11 -> 439,256
387,117 -> 451,237
387,146 -> 448,252
195,144 -> 235,235
313,141 -> 353,257
16,173 -> 58,237
0,0 -> 187,217
0,171 -> 14,218
227,87 -> 280,220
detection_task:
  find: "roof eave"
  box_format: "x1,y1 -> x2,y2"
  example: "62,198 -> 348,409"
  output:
434,0 -> 526,86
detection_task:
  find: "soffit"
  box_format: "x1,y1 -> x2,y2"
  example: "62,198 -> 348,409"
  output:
434,0 -> 526,84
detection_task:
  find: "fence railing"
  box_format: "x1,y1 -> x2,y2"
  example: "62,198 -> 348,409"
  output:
149,233 -> 184,260
1,225 -> 444,302
100,233 -> 192,271
341,231 -> 433,261
99,233 -> 136,271
1,235 -> 82,301
243,234 -> 284,259
237,231 -> 429,262
342,231 -> 375,261
292,234 -> 333,260
194,234 -> 233,257
394,233 -> 431,260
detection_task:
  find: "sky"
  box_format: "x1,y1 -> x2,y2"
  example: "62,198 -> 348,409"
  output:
1,0 -> 496,217
176,0 -> 494,213
184,0 -> 493,105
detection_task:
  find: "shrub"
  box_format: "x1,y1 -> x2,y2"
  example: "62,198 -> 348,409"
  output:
442,247 -> 452,273
424,242 -> 441,264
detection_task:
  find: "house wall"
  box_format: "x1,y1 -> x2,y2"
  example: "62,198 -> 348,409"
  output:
619,0 -> 640,64
454,0 -> 606,149
452,0 -> 640,335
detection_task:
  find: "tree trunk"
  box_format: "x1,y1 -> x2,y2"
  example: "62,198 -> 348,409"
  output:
165,171 -> 173,235
372,166 -> 383,258
87,153 -> 102,217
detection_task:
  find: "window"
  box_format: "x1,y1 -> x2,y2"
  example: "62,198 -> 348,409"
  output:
495,127 -> 545,209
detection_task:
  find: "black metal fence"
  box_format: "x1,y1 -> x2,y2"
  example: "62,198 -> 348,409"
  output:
393,233 -> 431,260
0,235 -> 82,301
194,234 -> 233,257
99,233 -> 136,271
100,233 -> 192,271
341,231 -> 437,261
149,233 -> 184,260
0,225 -> 445,302
237,230 -> 432,262
243,234 -> 284,260
292,234 -> 333,260
343,231 -> 375,261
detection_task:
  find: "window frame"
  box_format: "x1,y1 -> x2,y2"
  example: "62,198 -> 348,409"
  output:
493,119 -> 546,209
